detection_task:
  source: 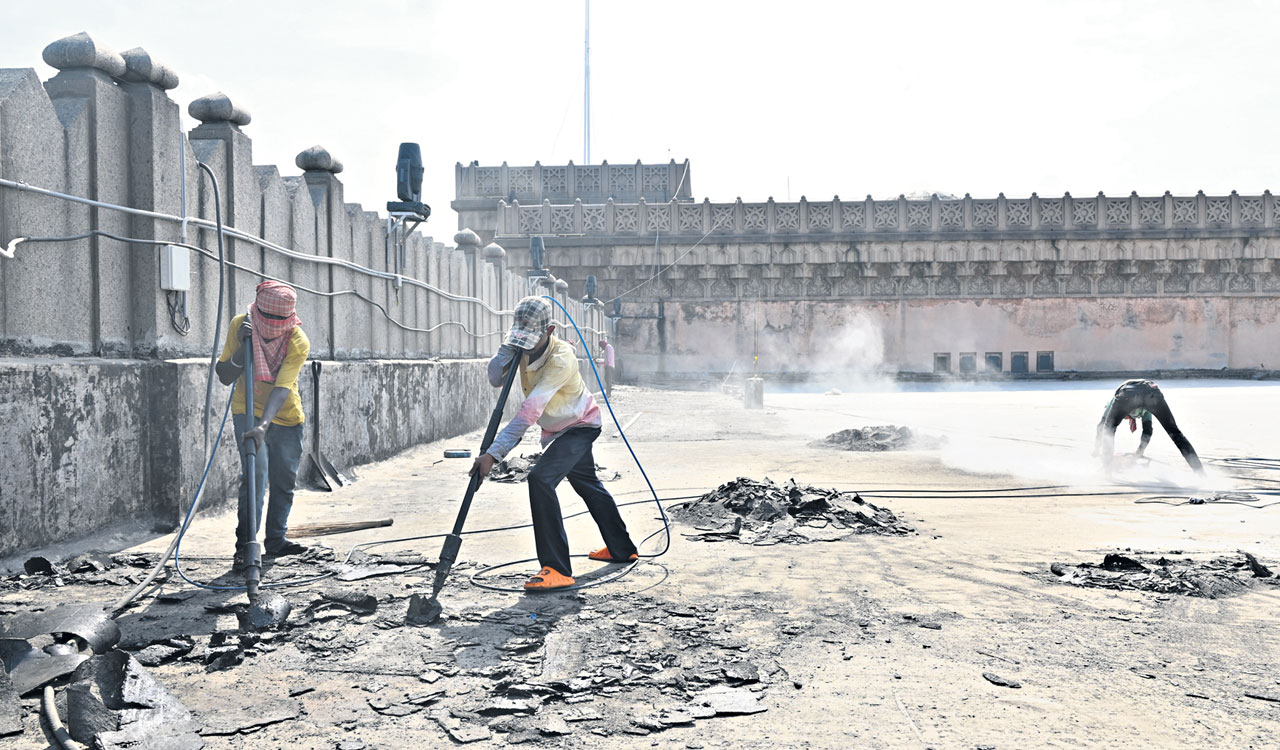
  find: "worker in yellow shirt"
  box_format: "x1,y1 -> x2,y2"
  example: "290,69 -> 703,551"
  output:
215,281 -> 311,570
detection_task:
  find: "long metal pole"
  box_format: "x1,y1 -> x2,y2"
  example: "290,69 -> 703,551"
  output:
243,335 -> 261,602
584,0 -> 591,164
407,354 -> 524,624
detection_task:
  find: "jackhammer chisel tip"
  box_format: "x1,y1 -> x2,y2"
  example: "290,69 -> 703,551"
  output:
405,593 -> 443,626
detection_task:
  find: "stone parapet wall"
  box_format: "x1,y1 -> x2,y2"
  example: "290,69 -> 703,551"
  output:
493,237 -> 1280,303
0,357 -> 507,558
454,160 -> 693,205
496,191 -> 1279,239
617,296 -> 1280,378
0,33 -> 609,361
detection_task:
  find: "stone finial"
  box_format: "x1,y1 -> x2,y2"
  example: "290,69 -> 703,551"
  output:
295,145 -> 343,174
120,47 -> 179,90
42,32 -> 127,77
483,242 -> 506,262
553,278 -> 569,292
188,92 -> 251,126
453,228 -> 481,247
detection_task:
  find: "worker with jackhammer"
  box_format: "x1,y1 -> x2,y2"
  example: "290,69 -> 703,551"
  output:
216,280 -> 312,571
470,296 -> 638,591
1094,379 -> 1204,475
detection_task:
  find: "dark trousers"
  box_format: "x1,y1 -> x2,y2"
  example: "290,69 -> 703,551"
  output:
233,414 -> 304,552
528,426 -> 636,576
1100,386 -> 1203,471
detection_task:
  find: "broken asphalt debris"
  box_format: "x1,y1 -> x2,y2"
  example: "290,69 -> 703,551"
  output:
1043,551 -> 1280,598
66,651 -> 203,748
813,425 -> 944,451
982,672 -> 1022,689
489,451 -> 621,484
671,477 -> 914,544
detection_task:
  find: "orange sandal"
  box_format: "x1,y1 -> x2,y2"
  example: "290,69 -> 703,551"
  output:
523,567 -> 576,591
588,547 -> 638,563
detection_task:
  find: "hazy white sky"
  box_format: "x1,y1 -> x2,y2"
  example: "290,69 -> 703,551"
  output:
4,0 -> 1280,234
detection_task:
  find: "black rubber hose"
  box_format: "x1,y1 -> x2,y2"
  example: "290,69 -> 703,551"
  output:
196,161 -> 225,462
42,686 -> 87,750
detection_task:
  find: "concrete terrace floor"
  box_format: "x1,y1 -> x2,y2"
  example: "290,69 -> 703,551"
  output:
5,379 -> 1280,749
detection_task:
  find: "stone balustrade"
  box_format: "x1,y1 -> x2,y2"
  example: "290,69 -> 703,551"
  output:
455,159 -> 693,205
495,191 -> 1280,239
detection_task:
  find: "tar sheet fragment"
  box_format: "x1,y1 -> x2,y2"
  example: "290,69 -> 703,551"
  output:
0,663 -> 21,736
490,452 -> 621,484
1044,551 -> 1280,598
813,425 -> 943,451
0,603 -> 121,654
671,477 -> 914,544
67,651 -> 203,749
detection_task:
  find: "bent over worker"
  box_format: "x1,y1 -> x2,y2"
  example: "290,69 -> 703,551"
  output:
1095,379 -> 1203,474
470,296 -> 638,591
215,281 -> 312,570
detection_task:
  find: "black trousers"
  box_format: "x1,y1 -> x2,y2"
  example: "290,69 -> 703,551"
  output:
1099,384 -> 1202,471
527,427 -> 637,576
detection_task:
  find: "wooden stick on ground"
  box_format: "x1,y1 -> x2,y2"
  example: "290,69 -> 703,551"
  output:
290,518 -> 394,537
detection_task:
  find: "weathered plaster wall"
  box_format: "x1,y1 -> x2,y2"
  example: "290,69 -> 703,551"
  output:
0,358 -> 511,557
618,297 -> 1280,377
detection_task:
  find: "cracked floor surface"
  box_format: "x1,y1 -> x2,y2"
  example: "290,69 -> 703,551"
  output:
4,380 -> 1280,749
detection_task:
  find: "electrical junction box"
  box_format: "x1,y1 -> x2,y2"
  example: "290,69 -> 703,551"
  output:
160,244 -> 190,291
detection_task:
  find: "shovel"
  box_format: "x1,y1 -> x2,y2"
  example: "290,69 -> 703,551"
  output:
406,349 -> 524,625
240,335 -> 292,630
306,361 -> 351,489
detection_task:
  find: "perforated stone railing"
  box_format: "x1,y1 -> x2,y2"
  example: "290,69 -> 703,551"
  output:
496,191 -> 1280,237
456,160 -> 693,205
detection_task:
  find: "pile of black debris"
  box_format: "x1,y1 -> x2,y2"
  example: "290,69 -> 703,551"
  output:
1044,551 -> 1277,598
813,425 -> 942,452
2,552 -> 154,592
671,477 -> 914,544
490,452 -> 621,484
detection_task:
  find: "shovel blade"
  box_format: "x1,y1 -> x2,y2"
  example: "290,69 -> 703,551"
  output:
306,455 -> 333,491
319,453 -> 353,486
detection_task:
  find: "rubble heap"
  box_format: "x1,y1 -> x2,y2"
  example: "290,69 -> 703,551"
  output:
813,425 -> 942,451
1044,551 -> 1278,599
490,452 -> 621,484
671,477 -> 914,545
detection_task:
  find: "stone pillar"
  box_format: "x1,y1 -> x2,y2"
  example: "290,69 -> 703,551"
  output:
42,32 -> 133,356
118,47 -> 182,357
0,67 -> 82,354
297,146 -> 347,358
484,241 -> 506,347
454,228 -> 481,357
187,92 -> 257,325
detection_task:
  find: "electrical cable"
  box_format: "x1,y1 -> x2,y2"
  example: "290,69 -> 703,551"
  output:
468,295 -> 671,593
11,229 -> 604,339
0,176 -> 622,330
344,494 -> 701,561
166,289 -> 191,335
15,231 -> 509,339
604,226 -> 715,304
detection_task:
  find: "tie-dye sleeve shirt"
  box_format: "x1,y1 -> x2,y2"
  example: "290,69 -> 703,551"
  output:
485,336 -> 602,461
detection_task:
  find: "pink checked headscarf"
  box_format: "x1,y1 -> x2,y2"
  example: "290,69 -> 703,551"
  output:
248,281 -> 301,382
